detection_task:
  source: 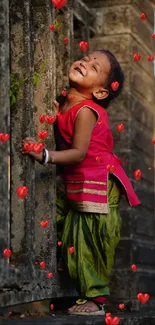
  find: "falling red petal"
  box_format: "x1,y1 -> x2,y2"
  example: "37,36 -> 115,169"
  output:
140,13 -> 146,21
37,131 -> 49,140
40,220 -> 49,228
134,169 -> 142,181
50,304 -> 54,310
148,56 -> 154,62
0,133 -> 10,142
79,41 -> 89,52
68,246 -> 74,254
116,123 -> 125,133
40,261 -> 46,270
16,186 -> 28,199
111,81 -> 119,91
58,241 -> 62,246
3,248 -> 12,258
137,293 -> 150,304
133,53 -> 141,62
131,264 -> 137,272
51,0 -> 68,9
50,24 -> 55,31
61,89 -> 67,96
119,303 -> 125,310
47,272 -> 53,279
107,164 -> 115,173
64,37 -> 69,44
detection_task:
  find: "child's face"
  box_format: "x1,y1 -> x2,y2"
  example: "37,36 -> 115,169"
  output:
69,51 -> 111,98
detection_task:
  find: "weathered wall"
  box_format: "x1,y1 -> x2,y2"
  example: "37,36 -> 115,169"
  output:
0,0 -> 95,307
0,0 -> 10,273
84,0 -> 155,311
0,0 -> 75,307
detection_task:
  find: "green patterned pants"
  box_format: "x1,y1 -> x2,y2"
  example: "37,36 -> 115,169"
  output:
56,175 -> 122,298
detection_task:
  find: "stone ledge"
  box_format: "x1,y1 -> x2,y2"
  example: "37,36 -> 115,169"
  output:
1,313 -> 155,325
73,0 -> 96,35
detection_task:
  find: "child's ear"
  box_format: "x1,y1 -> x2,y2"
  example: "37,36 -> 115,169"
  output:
93,88 -> 109,101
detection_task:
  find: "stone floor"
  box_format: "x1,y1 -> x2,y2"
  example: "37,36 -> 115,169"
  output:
0,313 -> 155,325
0,298 -> 155,325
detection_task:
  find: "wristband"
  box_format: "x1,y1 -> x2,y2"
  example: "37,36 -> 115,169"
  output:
40,148 -> 46,165
40,149 -> 54,165
44,149 -> 49,164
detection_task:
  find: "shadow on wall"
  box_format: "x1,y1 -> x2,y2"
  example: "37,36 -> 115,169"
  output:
8,156 -> 10,192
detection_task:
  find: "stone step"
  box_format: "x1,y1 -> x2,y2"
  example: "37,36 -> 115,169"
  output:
1,313 -> 155,325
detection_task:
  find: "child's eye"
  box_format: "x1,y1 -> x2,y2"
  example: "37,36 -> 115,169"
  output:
93,66 -> 97,72
82,58 -> 87,61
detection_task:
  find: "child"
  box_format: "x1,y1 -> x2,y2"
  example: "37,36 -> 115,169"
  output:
23,50 -> 140,316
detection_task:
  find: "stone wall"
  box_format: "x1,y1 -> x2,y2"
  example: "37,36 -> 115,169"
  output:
0,0 -> 94,307
84,0 -> 155,311
0,0 -> 10,277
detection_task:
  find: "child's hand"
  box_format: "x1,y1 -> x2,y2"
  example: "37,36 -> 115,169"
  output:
53,100 -> 60,115
22,137 -> 43,163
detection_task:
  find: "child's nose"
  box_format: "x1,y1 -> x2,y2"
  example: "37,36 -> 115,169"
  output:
80,62 -> 86,69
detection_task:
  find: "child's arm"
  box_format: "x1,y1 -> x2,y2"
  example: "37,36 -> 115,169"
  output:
48,106 -> 97,164
23,107 -> 97,165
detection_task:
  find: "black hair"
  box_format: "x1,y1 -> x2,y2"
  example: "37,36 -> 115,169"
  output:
56,86 -> 70,107
93,49 -> 124,108
56,49 -> 124,109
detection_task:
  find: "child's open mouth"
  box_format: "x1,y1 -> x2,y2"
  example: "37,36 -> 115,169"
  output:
74,67 -> 84,76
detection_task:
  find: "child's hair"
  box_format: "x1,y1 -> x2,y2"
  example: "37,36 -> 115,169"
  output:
56,49 -> 124,109
93,50 -> 124,108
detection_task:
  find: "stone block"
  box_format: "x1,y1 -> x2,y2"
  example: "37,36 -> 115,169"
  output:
118,206 -> 155,239
55,10 -> 73,93
130,66 -> 155,109
94,5 -> 131,36
101,2 -> 154,56
10,0 -> 36,255
85,0 -> 155,34
129,4 -> 155,53
108,92 -> 154,130
137,273 -> 155,297
132,183 -> 154,211
127,149 -> 154,184
114,239 -> 132,268
73,0 -> 95,30
129,37 -> 155,79
110,269 -> 133,299
89,34 -> 130,64
129,95 -> 154,130
84,0 -> 154,24
112,125 -> 154,182
132,207 -> 155,239
132,242 -> 155,266
84,0 -> 131,7
134,214 -> 155,240
132,0 -> 155,26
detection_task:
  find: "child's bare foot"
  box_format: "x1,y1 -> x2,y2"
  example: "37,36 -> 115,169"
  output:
68,301 -> 99,313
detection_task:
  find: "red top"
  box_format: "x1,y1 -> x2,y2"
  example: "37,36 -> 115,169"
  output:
56,99 -> 140,213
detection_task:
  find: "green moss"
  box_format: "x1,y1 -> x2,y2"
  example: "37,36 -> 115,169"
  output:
10,60 -> 48,106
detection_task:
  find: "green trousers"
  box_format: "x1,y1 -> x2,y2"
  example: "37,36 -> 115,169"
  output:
56,175 -> 122,298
